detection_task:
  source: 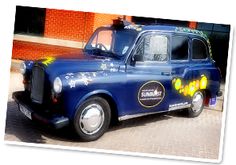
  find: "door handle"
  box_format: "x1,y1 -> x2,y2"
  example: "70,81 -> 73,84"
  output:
161,71 -> 176,75
161,72 -> 171,76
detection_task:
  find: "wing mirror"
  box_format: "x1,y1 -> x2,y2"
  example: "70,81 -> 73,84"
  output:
131,54 -> 142,66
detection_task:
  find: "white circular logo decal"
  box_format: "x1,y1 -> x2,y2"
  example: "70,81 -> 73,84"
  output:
138,81 -> 165,108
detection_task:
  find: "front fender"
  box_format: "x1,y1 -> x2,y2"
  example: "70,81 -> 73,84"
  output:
58,71 -> 123,120
70,89 -> 116,120
75,89 -> 114,108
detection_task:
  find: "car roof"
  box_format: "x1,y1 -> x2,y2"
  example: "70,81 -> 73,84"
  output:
141,25 -> 177,31
141,25 -> 208,39
109,19 -> 208,39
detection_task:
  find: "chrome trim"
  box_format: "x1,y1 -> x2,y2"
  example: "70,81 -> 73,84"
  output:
30,65 -> 45,104
79,104 -> 105,135
192,91 -> 204,112
168,104 -> 191,111
118,103 -> 191,121
119,109 -> 168,121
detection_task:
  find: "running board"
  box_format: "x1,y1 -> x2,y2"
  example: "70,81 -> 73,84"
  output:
118,104 -> 191,121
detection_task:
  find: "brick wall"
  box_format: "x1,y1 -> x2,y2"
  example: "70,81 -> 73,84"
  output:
44,9 -> 125,42
12,40 -> 80,60
13,9 -> 132,60
44,9 -> 90,41
93,13 -> 123,31
83,12 -> 96,41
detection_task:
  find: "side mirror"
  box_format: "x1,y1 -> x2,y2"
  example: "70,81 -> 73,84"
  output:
131,54 -> 142,66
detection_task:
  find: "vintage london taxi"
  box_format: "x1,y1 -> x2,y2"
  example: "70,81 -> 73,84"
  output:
13,19 -> 222,141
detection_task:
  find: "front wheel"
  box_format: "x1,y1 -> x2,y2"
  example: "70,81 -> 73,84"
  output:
74,97 -> 111,141
187,91 -> 204,117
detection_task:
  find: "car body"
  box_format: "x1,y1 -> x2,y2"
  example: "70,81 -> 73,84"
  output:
13,19 -> 222,141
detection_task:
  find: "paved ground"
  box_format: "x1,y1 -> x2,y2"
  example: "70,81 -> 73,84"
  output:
4,72 -> 224,160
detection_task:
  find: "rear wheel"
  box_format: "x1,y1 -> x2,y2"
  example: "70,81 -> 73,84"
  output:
187,91 -> 204,117
74,97 -> 111,141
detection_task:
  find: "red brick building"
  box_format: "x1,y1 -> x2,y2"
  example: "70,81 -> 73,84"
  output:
44,9 -> 132,42
13,7 -> 131,60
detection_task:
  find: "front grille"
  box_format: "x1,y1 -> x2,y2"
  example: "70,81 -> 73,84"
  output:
30,65 -> 45,104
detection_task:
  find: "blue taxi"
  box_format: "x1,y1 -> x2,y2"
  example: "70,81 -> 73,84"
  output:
13,19 -> 222,141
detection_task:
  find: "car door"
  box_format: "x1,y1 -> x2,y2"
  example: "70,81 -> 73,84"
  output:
168,34 -> 193,110
124,32 -> 173,116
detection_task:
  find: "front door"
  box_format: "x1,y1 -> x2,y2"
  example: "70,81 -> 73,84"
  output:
124,32 -> 173,116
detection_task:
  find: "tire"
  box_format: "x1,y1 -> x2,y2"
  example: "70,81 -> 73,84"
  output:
74,97 -> 111,141
187,91 -> 204,118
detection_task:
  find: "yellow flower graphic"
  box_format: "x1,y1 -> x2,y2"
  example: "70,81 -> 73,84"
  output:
173,75 -> 208,97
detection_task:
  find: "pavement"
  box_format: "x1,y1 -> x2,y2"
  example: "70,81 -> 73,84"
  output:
4,71 -> 225,160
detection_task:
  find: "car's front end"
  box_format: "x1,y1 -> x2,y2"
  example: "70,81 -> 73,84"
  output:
14,60 -> 70,129
13,22 -> 139,132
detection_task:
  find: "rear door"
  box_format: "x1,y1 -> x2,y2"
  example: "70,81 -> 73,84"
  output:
168,34 -> 192,110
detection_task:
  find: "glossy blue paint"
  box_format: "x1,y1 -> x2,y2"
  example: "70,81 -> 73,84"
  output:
21,24 -> 221,122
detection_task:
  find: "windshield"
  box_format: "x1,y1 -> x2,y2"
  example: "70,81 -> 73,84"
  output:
84,28 -> 138,58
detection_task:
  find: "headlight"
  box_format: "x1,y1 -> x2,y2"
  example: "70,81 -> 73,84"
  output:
20,62 -> 26,74
53,77 -> 62,94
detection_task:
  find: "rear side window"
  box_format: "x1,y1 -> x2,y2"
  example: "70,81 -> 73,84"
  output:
171,36 -> 189,60
192,39 -> 208,59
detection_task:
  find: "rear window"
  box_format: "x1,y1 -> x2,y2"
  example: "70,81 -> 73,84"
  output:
192,39 -> 208,59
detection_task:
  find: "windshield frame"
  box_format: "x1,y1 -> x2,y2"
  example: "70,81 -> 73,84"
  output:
84,26 -> 138,60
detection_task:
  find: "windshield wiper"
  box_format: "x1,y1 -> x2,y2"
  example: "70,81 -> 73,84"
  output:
90,48 -> 103,55
103,51 -> 120,59
87,48 -> 120,59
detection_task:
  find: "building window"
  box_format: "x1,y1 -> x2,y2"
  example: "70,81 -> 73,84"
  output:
192,39 -> 208,59
14,6 -> 46,36
171,36 -> 189,60
135,34 -> 168,62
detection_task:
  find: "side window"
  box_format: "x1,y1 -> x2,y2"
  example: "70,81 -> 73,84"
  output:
135,34 -> 168,62
171,36 -> 188,60
192,39 -> 208,59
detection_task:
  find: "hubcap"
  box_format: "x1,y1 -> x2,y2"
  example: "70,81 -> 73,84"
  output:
79,104 -> 105,135
192,91 -> 204,112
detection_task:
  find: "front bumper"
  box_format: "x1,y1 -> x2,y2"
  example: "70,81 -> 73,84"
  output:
12,91 -> 69,129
